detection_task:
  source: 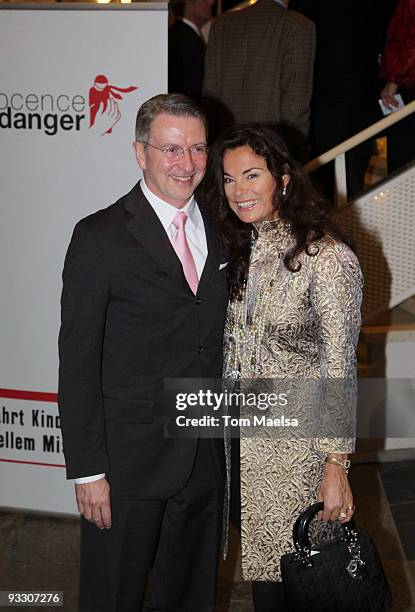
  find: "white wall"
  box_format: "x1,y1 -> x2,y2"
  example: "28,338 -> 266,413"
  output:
0,4 -> 167,513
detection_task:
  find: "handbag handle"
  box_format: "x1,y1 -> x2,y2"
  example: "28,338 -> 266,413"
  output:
293,502 -> 356,552
292,503 -> 365,577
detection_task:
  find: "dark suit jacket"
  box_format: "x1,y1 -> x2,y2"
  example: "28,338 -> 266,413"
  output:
168,20 -> 206,103
203,0 -> 316,140
58,182 -> 228,499
290,0 -> 396,151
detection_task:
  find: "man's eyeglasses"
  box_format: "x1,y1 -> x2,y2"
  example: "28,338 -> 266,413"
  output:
140,141 -> 208,159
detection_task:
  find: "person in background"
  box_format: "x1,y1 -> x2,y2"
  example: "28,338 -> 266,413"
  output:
380,0 -> 415,173
58,93 -> 228,612
206,124 -> 362,611
169,0 -> 214,103
290,0 -> 392,200
202,0 -> 316,162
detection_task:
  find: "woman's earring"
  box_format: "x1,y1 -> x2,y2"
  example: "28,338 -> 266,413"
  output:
282,173 -> 290,197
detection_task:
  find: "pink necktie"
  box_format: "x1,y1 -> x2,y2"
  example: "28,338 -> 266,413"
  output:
170,211 -> 199,294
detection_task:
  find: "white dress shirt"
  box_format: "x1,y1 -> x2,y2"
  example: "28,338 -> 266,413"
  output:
74,179 -> 208,484
140,178 -> 207,279
181,18 -> 203,39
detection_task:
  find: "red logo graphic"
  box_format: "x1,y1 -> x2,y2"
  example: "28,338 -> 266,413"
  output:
89,74 -> 138,136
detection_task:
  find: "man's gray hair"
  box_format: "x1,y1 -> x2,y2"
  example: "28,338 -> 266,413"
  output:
135,93 -> 207,142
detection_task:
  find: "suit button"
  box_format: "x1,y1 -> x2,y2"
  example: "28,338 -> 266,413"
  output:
195,297 -> 202,305
196,346 -> 205,353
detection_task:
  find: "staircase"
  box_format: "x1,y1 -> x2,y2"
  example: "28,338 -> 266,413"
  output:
306,103 -> 415,459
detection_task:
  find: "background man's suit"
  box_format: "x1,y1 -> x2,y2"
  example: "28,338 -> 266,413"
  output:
169,19 -> 206,103
58,181 -> 228,610
291,0 -> 395,197
203,0 -> 315,158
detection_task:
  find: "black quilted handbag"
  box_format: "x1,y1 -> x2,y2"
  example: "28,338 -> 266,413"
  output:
280,502 -> 392,611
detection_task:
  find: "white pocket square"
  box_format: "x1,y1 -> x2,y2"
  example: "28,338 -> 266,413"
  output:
219,262 -> 229,270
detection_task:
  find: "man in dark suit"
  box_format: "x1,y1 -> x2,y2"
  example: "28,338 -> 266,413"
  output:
290,0 -> 394,198
58,93 -> 228,611
168,0 -> 213,103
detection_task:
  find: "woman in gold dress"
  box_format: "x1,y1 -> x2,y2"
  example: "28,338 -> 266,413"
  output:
206,125 -> 363,611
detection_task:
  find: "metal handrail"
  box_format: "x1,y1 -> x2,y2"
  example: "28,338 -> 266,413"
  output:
303,99 -> 415,206
304,99 -> 415,174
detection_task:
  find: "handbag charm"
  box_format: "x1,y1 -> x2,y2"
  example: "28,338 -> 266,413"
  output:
344,527 -> 367,579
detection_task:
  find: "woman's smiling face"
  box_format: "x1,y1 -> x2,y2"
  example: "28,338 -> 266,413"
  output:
223,145 -> 279,224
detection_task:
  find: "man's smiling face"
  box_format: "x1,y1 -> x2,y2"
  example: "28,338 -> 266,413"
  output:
134,113 -> 207,208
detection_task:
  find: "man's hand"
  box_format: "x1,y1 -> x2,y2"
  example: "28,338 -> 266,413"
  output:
317,463 -> 354,523
75,478 -> 112,529
381,81 -> 399,110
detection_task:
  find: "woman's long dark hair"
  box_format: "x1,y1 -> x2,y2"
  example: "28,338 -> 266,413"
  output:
204,124 -> 347,301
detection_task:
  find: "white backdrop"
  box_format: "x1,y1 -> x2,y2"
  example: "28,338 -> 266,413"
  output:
0,3 -> 167,513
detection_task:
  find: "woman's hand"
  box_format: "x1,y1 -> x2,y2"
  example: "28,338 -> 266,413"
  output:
381,82 -> 399,110
317,460 -> 354,523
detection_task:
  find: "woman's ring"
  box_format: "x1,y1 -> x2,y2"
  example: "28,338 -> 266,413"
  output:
339,512 -> 348,518
347,505 -> 355,511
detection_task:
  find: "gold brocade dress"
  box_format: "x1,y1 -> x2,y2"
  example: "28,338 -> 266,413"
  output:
223,220 -> 363,581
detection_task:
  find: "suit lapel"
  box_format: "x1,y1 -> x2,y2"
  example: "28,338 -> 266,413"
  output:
124,182 -> 184,283
198,202 -> 220,291
124,182 -> 221,294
